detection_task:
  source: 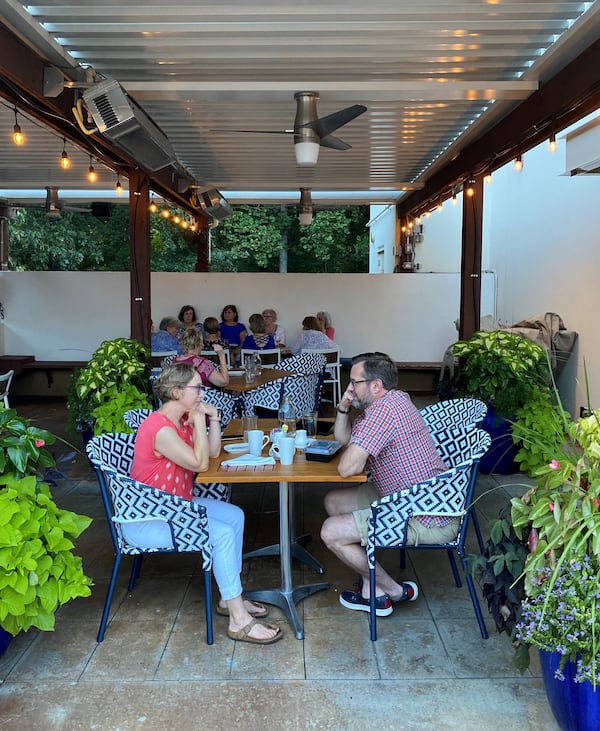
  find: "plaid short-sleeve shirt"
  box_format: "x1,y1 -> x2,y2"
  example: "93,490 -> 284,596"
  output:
351,390 -> 449,527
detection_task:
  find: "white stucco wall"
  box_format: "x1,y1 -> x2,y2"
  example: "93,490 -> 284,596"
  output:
0,271 -> 495,364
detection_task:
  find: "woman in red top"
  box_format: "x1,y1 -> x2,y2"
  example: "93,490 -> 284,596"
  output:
131,363 -> 281,645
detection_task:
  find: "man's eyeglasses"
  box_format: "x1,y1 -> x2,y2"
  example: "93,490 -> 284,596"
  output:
349,378 -> 372,387
183,384 -> 204,394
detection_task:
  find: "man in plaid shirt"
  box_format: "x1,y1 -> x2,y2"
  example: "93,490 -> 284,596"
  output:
321,351 -> 458,617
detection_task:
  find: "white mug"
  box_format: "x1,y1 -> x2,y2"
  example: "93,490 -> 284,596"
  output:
294,429 -> 308,449
269,436 -> 296,465
247,429 -> 269,457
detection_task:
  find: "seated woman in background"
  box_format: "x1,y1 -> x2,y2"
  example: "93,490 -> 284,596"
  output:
219,304 -> 247,364
202,316 -> 229,351
243,313 -> 277,351
291,315 -> 337,355
178,305 -> 205,337
262,308 -> 286,347
317,311 -> 335,339
151,316 -> 183,354
130,363 -> 281,645
175,328 -> 230,387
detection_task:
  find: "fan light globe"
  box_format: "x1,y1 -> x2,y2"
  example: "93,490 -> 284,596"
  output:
295,141 -> 320,166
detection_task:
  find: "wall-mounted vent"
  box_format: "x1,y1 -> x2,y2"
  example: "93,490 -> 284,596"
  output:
83,79 -> 177,172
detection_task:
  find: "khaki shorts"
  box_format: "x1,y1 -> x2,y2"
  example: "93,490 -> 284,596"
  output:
352,482 -> 461,547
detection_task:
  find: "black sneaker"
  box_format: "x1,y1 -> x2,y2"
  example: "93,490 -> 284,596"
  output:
395,581 -> 419,603
339,590 -> 393,617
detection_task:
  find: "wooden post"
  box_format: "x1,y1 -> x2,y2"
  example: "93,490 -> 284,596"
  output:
459,177 -> 483,340
128,170 -> 151,346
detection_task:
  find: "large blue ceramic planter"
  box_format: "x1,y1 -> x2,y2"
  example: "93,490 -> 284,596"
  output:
479,407 -> 519,474
0,626 -> 13,657
539,649 -> 600,731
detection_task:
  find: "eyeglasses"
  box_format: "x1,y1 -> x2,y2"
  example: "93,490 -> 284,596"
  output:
183,384 -> 204,394
349,378 -> 372,387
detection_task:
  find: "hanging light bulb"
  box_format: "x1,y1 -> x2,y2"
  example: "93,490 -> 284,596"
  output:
514,154 -> 523,171
465,178 -> 475,197
12,108 -> 24,146
172,214 -> 180,224
87,155 -> 97,183
115,174 -> 123,195
60,138 -> 71,169
451,188 -> 458,205
484,171 -> 493,184
181,220 -> 188,229
149,197 -> 158,213
161,208 -> 170,219
436,198 -> 443,212
548,133 -> 557,153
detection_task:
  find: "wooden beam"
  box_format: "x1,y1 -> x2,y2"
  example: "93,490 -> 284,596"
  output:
459,176 -> 483,341
128,171 -> 151,347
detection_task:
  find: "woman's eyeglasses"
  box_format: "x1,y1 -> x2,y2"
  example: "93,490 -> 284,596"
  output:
183,384 -> 204,394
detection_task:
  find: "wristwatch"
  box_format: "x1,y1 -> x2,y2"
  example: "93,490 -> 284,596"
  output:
336,405 -> 351,414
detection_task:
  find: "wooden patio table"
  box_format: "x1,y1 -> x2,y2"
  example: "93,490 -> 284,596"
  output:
197,422 -> 365,639
224,367 -> 295,393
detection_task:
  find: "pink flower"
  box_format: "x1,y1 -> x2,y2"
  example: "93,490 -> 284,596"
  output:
594,498 -> 600,508
35,440 -> 45,448
528,528 -> 539,552
549,459 -> 560,470
549,502 -> 555,512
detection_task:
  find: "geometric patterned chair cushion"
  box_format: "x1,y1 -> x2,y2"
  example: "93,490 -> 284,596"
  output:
365,427 -> 491,641
124,408 -> 153,431
278,352 -> 327,375
419,398 -> 487,433
280,372 -> 324,415
85,433 -> 214,645
241,378 -> 285,415
202,387 -> 239,426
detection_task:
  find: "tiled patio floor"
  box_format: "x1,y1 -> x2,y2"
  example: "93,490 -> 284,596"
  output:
0,398 -> 559,730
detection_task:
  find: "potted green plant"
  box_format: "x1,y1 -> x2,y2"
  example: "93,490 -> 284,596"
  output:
451,330 -> 550,472
509,406 -> 600,730
0,407 -> 93,651
67,337 -> 152,439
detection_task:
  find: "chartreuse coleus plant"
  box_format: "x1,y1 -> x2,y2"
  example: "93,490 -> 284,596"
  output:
0,474 -> 92,634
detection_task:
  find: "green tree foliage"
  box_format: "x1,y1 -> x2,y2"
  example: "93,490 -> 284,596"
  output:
8,203 -> 368,273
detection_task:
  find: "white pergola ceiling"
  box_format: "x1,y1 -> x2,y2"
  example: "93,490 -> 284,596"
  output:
1,0 -> 600,206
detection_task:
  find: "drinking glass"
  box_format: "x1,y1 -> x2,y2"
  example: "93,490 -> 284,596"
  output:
242,415 -> 258,442
302,411 -> 318,438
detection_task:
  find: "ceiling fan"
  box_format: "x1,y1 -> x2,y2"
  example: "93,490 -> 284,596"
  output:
44,187 -> 91,220
211,91 -> 367,166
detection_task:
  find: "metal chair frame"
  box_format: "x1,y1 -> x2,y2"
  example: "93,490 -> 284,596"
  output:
0,369 -> 14,408
86,433 -> 214,645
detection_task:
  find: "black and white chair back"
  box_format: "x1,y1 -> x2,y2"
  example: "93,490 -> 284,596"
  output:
419,398 -> 487,434
86,433 -> 214,645
366,428 -> 491,641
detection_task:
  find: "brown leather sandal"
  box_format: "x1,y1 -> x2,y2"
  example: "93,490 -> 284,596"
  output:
226,618 -> 283,644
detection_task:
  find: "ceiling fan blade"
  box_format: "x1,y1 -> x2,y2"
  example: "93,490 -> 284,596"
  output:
319,134 -> 352,151
209,128 -> 292,135
306,104 -> 367,139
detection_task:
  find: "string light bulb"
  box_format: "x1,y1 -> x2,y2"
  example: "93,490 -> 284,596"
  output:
115,174 -> 123,195
12,108 -> 24,146
161,208 -> 170,219
514,154 -> 523,171
484,171 -> 493,184
465,178 -> 475,197
436,198 -> 443,212
451,189 -> 458,205
548,133 -> 557,152
87,155 -> 97,183
149,197 -> 158,213
60,138 -> 71,169
172,214 -> 180,224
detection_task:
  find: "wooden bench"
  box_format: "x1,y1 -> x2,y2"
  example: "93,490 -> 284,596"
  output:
394,362 -> 442,393
0,356 -> 88,388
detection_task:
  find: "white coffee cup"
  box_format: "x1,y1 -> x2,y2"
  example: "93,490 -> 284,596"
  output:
247,429 -> 269,457
294,429 -> 308,449
269,436 -> 295,465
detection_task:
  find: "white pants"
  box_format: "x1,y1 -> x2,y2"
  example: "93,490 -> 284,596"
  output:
120,497 -> 245,601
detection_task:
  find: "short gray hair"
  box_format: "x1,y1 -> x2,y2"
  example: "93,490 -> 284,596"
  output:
159,316 -> 179,331
154,363 -> 196,402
